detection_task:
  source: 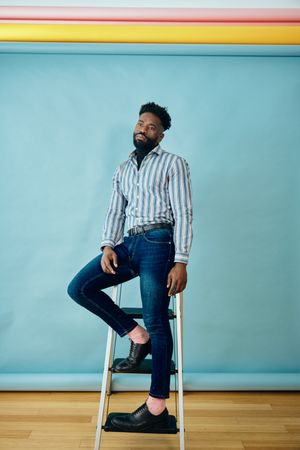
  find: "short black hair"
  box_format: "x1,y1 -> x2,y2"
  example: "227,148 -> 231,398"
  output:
139,102 -> 171,131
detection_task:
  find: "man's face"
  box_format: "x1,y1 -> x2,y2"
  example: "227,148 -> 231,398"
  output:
133,112 -> 164,151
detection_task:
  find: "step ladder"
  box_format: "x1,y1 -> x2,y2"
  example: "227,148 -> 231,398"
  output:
94,285 -> 185,450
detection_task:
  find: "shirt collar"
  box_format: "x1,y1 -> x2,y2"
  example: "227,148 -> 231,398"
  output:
129,144 -> 162,159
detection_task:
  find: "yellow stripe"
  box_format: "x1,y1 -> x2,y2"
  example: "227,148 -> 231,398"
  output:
0,24 -> 299,45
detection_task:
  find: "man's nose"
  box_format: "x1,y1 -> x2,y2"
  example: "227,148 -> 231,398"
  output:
139,124 -> 149,132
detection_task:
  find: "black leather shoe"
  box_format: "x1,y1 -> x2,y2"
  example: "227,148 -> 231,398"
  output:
114,339 -> 151,372
111,402 -> 169,432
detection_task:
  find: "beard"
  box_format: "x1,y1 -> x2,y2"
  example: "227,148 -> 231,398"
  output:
133,133 -> 158,152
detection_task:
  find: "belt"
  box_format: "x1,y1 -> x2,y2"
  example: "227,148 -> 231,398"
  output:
128,223 -> 173,236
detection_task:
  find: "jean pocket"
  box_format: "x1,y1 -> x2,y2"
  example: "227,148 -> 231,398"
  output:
143,228 -> 173,244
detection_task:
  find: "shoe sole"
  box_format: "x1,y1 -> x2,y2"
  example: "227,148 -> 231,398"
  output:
111,419 -> 169,432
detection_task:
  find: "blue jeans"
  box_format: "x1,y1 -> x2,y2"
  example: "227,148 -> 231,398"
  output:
67,228 -> 175,399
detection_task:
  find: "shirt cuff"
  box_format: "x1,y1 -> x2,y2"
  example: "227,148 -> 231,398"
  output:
174,252 -> 189,265
100,239 -> 115,251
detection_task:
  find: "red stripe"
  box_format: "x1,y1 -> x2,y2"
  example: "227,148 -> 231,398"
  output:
0,7 -> 300,23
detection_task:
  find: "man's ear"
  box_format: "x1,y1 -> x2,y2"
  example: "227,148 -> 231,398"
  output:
159,132 -> 164,142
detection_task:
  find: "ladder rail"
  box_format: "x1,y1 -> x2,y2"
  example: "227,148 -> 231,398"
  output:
94,285 -> 118,450
172,295 -> 178,422
176,291 -> 185,450
106,285 -> 122,396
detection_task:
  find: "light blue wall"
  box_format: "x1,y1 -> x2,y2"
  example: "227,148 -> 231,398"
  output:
0,46 -> 299,390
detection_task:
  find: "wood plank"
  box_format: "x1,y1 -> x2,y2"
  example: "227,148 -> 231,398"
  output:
0,414 -> 92,423
243,443 -> 300,449
1,391 -> 300,449
0,438 -> 82,448
0,429 -> 31,438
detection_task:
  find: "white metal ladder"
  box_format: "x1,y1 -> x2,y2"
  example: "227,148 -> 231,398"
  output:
94,285 -> 185,450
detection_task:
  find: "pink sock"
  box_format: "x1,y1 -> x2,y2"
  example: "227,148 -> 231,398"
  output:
128,325 -> 149,344
146,396 -> 166,416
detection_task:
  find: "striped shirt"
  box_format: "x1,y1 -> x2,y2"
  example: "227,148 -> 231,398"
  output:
101,145 -> 193,264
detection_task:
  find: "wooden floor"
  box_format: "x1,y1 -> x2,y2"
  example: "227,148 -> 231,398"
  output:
0,391 -> 300,450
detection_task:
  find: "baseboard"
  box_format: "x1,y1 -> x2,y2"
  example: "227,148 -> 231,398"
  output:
1,373 -> 299,391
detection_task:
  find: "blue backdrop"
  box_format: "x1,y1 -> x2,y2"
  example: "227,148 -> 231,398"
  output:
0,45 -> 299,390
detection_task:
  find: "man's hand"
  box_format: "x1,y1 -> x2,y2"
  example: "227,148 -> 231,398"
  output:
167,262 -> 187,296
101,246 -> 118,275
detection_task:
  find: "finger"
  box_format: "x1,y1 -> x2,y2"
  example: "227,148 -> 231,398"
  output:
176,276 -> 187,294
166,272 -> 172,288
180,278 -> 187,292
177,281 -> 184,293
101,262 -> 110,274
168,280 -> 177,297
103,257 -> 116,275
112,253 -> 118,268
169,288 -> 177,297
100,258 -> 106,272
107,261 -> 116,274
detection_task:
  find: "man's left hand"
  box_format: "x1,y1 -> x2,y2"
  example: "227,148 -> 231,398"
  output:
167,262 -> 187,297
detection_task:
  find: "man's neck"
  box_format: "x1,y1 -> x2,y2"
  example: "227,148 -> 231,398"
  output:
135,148 -> 150,169
135,145 -> 158,169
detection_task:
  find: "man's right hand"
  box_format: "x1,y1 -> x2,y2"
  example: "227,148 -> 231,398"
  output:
101,246 -> 118,275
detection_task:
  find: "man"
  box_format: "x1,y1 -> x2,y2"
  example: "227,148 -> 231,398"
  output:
67,102 -> 193,432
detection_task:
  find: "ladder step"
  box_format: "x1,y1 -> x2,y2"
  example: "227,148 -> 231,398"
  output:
103,412 -> 178,434
121,307 -> 175,320
111,358 -> 176,374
